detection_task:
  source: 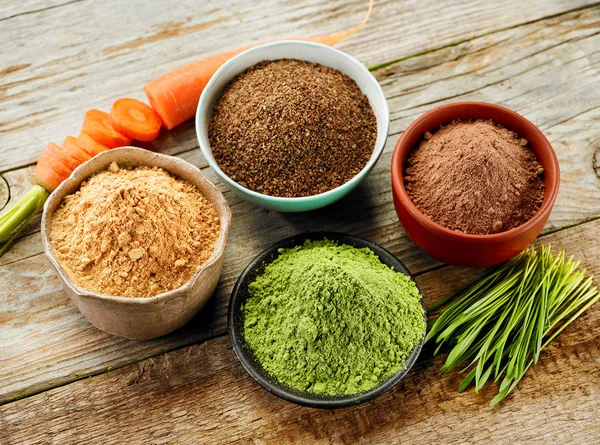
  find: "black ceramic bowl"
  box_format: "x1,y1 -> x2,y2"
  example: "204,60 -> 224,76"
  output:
228,232 -> 426,409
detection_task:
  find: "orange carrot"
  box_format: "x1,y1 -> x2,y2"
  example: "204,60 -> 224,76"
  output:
35,151 -> 73,192
110,98 -> 162,141
45,142 -> 80,171
63,136 -> 92,163
77,131 -> 110,157
144,47 -> 249,130
144,0 -> 373,130
82,109 -> 132,148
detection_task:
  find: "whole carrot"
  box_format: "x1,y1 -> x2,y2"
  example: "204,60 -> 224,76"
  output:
144,0 -> 374,130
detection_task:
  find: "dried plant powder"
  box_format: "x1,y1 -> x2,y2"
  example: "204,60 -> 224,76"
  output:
404,119 -> 545,235
243,240 -> 426,396
209,59 -> 377,197
50,162 -> 220,298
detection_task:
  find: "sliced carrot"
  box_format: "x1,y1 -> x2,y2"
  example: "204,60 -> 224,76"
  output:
82,109 -> 132,148
35,151 -> 73,192
77,131 -> 110,157
35,162 -> 62,192
143,0 -> 373,130
110,98 -> 162,141
45,142 -> 80,171
63,136 -> 92,163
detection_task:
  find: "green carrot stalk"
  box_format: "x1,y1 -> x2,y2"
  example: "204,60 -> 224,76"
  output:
0,185 -> 48,256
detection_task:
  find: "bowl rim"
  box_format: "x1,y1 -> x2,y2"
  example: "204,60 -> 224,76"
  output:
196,40 -> 390,204
390,101 -> 560,242
40,147 -> 232,305
228,231 -> 426,409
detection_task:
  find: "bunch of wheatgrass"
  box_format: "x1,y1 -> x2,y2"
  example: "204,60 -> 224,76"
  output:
426,245 -> 599,406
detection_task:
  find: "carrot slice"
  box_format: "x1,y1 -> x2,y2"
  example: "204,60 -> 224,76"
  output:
35,151 -> 73,192
110,98 -> 162,141
82,109 -> 132,148
77,131 -> 110,157
45,142 -> 80,171
143,0 -> 373,130
35,162 -> 63,192
63,136 -> 92,163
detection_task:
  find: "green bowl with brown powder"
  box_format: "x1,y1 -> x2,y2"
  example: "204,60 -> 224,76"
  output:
228,232 -> 426,409
196,41 -> 390,213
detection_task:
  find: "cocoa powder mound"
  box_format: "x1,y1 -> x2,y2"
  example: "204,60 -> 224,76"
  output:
404,119 -> 545,235
49,162 -> 220,298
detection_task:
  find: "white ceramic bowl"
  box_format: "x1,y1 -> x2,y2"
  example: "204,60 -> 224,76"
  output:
196,40 -> 390,212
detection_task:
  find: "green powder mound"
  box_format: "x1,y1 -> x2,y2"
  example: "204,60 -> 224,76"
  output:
243,239 -> 426,396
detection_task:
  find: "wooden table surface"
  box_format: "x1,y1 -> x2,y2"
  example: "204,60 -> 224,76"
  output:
1,0 -> 600,443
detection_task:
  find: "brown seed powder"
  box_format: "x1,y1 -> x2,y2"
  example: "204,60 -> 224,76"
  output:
209,59 -> 377,197
404,119 -> 545,235
49,162 -> 220,298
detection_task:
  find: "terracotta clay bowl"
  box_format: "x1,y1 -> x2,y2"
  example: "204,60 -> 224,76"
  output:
41,147 -> 232,340
391,102 -> 560,267
228,232 -> 426,409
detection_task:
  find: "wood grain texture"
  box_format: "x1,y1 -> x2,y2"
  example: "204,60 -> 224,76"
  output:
0,0 -> 81,22
2,5 -> 600,406
0,0 -> 596,170
2,218 -> 599,445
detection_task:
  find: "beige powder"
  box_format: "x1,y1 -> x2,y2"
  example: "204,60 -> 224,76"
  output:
50,162 -> 220,298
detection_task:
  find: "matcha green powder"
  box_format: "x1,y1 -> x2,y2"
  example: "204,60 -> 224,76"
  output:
243,240 -> 426,396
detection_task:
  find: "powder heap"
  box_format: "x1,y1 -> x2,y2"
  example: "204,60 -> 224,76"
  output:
50,162 -> 220,298
243,240 -> 426,396
209,59 -> 377,197
404,119 -> 545,235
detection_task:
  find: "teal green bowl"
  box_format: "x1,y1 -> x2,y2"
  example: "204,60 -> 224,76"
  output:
195,41 -> 390,212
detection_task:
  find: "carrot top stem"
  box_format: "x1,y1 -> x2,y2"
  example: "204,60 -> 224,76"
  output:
0,185 -> 48,256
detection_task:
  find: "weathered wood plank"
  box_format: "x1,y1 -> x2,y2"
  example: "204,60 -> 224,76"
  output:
0,0 -> 80,22
1,218 -> 599,444
2,6 -> 600,405
0,0 -> 596,171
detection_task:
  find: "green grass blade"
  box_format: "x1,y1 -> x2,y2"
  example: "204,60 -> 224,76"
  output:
459,368 -> 477,392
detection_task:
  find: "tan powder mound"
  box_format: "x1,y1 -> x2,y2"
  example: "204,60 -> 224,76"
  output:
50,162 -> 220,298
404,119 -> 545,235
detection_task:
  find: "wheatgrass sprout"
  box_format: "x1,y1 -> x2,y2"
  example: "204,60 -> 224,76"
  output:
426,245 -> 599,406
